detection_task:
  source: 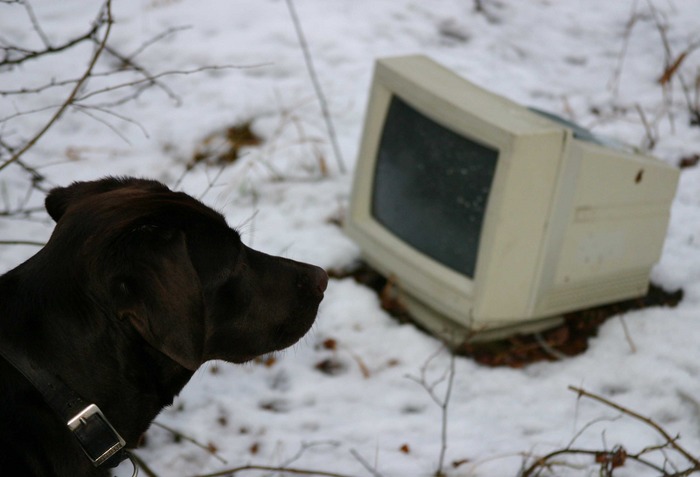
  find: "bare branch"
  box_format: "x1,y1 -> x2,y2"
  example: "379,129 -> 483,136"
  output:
406,347 -> 456,477
0,240 -> 45,246
74,64 -> 261,105
521,386 -> 700,476
608,0 -> 641,96
618,315 -> 637,353
126,452 -> 159,477
349,448 -> 385,477
0,13 -> 101,67
71,105 -> 139,145
100,42 -> 182,105
193,465 -> 360,477
284,0 -> 346,174
568,386 -> 700,468
150,421 -> 228,465
0,0 -> 113,173
521,446 -> 669,476
22,0 -> 51,48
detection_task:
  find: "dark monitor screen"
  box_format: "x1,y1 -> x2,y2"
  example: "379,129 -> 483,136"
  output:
372,96 -> 499,278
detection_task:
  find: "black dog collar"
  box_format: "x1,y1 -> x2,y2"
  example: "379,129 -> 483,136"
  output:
0,344 -> 128,468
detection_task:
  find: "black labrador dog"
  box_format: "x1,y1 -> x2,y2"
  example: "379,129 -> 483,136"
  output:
0,177 -> 328,476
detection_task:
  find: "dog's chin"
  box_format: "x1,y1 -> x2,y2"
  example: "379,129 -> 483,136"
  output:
238,317 -> 318,363
216,334 -> 310,365
209,303 -> 321,365
229,355 -> 258,364
274,309 -> 319,350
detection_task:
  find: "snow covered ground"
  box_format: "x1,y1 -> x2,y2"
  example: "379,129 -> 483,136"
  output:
2,0 -> 700,476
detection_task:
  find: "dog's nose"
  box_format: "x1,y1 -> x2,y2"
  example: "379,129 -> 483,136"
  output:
314,267 -> 329,294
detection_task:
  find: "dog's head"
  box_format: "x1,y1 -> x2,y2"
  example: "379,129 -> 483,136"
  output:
42,177 -> 327,371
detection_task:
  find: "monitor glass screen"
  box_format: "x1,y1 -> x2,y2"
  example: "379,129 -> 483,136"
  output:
372,96 -> 499,278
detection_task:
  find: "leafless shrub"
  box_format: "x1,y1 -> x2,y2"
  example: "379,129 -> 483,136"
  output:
520,386 -> 700,476
407,346 -> 456,477
0,0 -> 245,225
608,0 -> 700,152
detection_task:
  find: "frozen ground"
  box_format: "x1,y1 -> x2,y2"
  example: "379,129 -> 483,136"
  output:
1,1 -> 700,476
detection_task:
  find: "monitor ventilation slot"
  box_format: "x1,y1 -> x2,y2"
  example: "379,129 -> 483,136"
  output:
541,270 -> 650,315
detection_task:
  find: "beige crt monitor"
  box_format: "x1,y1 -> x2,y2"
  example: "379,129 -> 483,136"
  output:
345,55 -> 679,343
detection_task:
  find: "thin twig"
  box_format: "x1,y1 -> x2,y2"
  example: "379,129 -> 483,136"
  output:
435,353 -> 456,477
534,332 -> 569,361
22,0 -> 51,48
0,59 -> 243,98
349,448 -> 385,477
101,42 -> 181,105
609,0 -> 640,96
635,103 -> 657,150
193,465 -> 359,477
284,0 -> 346,174
0,64 -> 254,151
97,25 -> 194,108
0,138 -> 44,181
197,162 -> 228,201
150,421 -> 227,464
521,446 -> 669,476
0,12 -> 101,67
618,315 -> 637,353
281,441 -> 342,468
129,451 -> 160,477
406,347 -> 455,477
128,25 -> 192,61
0,240 -> 45,246
72,105 -> 137,145
75,64 -> 258,104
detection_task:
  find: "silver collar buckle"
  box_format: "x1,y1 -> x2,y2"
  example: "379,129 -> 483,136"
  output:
67,403 -> 126,467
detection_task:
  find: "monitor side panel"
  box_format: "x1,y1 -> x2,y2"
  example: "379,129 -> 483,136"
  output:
535,141 -> 680,315
471,130 -> 568,325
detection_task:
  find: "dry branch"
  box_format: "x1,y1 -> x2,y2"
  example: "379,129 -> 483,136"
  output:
193,465 -> 359,477
568,386 -> 700,468
150,421 -> 228,465
0,15 -> 101,67
406,347 -> 456,477
0,240 -> 44,247
0,0 -> 255,208
0,0 -> 113,174
521,386 -> 700,476
284,0 -> 346,174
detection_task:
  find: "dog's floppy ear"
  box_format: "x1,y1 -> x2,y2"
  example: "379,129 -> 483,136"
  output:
46,177 -> 168,222
114,226 -> 205,371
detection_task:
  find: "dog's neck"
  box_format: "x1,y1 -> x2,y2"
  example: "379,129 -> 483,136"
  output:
0,264 -> 195,448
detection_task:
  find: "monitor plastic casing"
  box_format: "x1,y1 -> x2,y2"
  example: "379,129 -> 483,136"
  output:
345,55 -> 679,342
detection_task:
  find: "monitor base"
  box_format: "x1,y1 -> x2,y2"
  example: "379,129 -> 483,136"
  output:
400,292 -> 564,347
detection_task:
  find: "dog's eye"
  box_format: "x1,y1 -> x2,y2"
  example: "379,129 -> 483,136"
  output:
131,224 -> 177,243
210,259 -> 245,292
213,267 -> 233,285
134,224 -> 158,233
